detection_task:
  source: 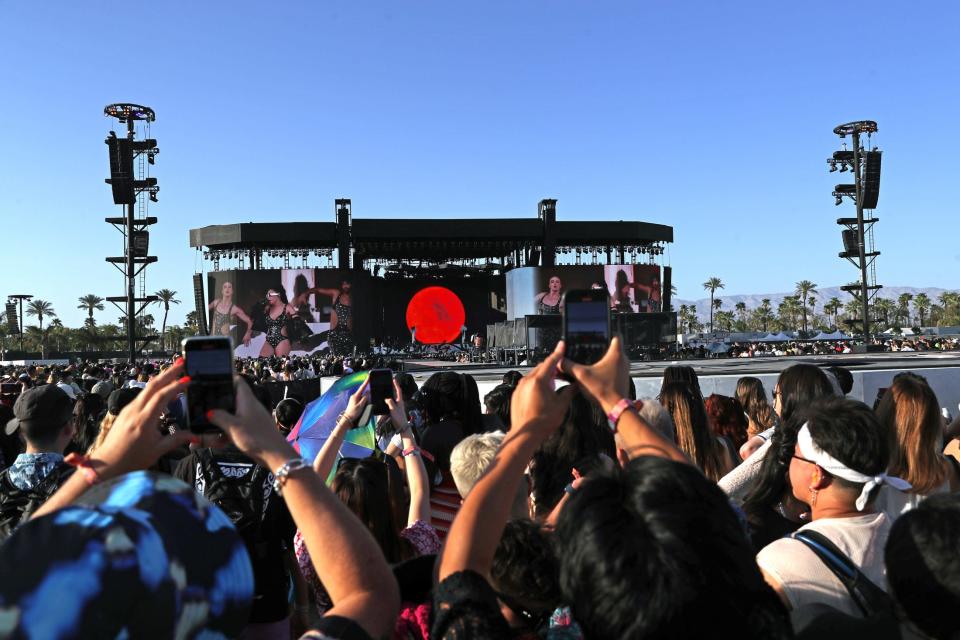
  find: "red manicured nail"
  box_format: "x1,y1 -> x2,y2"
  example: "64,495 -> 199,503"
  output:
175,357 -> 184,366
178,376 -> 191,384
205,410 -> 215,421
189,436 -> 201,445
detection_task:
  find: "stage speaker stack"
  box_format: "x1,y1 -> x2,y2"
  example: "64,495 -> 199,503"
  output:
861,151 -> 882,210
105,133 -> 136,205
663,266 -> 673,311
841,229 -> 858,255
5,303 -> 18,333
192,274 -> 208,335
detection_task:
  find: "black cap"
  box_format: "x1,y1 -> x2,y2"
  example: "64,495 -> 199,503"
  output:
5,385 -> 73,436
107,388 -> 141,416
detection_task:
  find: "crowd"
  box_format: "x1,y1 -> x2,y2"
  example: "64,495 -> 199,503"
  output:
671,336 -> 960,360
1,339 -> 960,639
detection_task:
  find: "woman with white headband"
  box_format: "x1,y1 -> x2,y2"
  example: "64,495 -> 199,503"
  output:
757,397 -> 909,623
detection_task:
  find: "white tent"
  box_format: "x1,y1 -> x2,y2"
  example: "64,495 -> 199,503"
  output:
811,330 -> 852,340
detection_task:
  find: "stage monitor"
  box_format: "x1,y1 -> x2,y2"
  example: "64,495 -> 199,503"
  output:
207,268 -> 372,358
506,265 -> 662,320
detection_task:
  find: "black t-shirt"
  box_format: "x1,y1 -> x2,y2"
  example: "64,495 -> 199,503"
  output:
174,449 -> 296,623
744,504 -> 802,553
431,569 -> 513,639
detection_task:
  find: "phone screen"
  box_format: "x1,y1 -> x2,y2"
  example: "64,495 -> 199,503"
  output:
183,336 -> 235,433
368,369 -> 393,416
563,290 -> 611,365
0,383 -> 20,395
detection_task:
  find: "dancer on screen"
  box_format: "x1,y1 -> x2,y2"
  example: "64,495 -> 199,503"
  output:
259,288 -> 297,357
208,281 -> 252,346
611,269 -> 662,312
297,279 -> 354,356
534,275 -> 563,315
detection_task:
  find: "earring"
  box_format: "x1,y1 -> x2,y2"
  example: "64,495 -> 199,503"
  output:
808,488 -> 818,508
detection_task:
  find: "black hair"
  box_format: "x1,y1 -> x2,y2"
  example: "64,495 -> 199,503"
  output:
66,393 -> 106,455
483,384 -> 514,431
394,373 -> 419,403
885,493 -> 960,639
660,365 -> 704,402
805,397 -> 889,482
741,364 -> 836,536
491,520 -> 561,628
502,371 -> 523,387
332,458 -> 410,564
275,398 -> 304,430
555,457 -> 790,639
529,390 -> 616,519
775,364 -> 835,425
826,366 -> 854,395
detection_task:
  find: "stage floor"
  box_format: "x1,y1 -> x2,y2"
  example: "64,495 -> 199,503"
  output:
401,351 -> 960,382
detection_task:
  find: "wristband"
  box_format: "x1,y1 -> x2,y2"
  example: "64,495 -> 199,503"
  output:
401,446 -> 421,458
272,457 -> 310,496
607,398 -> 640,432
563,482 -> 577,496
64,453 -> 102,486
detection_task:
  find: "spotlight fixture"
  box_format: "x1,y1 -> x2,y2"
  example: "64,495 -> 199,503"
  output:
835,195 -> 843,206
829,161 -> 838,172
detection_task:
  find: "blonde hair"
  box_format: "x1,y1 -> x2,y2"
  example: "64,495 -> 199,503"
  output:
88,412 -> 117,455
450,431 -> 505,498
877,375 -> 948,495
735,377 -> 776,438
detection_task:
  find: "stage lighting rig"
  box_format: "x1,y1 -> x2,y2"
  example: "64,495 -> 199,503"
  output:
829,120 -> 882,344
103,103 -> 160,363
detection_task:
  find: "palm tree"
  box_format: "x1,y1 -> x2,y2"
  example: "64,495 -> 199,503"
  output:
77,294 -> 105,325
26,299 -> 55,331
896,293 -> 913,327
874,298 -> 896,330
914,293 -> 931,327
153,289 -> 181,352
50,318 -> 66,353
702,277 -> 724,333
715,310 -> 735,332
795,281 -> 818,335
823,297 -> 842,329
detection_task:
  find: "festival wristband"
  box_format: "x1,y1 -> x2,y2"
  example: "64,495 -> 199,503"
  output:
607,398 -> 640,432
401,446 -> 421,458
64,453 -> 102,487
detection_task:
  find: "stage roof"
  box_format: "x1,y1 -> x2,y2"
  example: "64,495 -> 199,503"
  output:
190,217 -> 673,256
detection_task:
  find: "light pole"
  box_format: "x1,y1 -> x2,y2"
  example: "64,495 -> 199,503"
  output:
8,294 -> 33,353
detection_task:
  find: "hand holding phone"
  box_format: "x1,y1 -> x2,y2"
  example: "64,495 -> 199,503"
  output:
183,336 -> 236,433
368,368 -> 393,416
562,289 -> 612,365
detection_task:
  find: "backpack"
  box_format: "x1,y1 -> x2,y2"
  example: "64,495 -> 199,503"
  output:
0,462 -> 75,541
193,449 -> 272,562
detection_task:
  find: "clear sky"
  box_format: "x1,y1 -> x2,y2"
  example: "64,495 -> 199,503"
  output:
1,1 -> 958,328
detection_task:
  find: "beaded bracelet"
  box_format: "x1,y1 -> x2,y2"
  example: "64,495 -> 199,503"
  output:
272,458 -> 310,496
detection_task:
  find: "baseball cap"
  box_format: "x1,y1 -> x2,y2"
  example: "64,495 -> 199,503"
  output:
107,388 -> 141,416
55,381 -> 77,400
0,471 -> 254,638
91,380 -> 114,400
5,385 -> 73,436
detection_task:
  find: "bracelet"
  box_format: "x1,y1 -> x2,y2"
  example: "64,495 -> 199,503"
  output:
336,412 -> 355,426
401,446 -> 421,458
607,398 -> 640,432
272,457 -> 310,496
64,453 -> 102,486
563,482 -> 577,496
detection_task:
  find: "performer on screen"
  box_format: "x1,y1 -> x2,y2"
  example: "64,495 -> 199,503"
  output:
298,279 -> 354,356
612,269 -> 662,313
259,288 -> 297,357
534,275 -> 563,315
208,281 -> 252,346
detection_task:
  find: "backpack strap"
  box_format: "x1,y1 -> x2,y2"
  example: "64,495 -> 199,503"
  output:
792,529 -> 892,617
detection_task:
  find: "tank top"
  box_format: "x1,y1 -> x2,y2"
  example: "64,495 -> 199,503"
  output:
333,295 -> 352,329
212,303 -> 234,335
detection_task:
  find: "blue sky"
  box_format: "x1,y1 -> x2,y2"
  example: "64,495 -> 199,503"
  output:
1,1 -> 958,328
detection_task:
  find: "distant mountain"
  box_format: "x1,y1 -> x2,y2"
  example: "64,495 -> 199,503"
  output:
675,286 -> 956,321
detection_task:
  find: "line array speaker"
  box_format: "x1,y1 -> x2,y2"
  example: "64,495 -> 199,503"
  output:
862,150 -> 881,209
192,274 -> 208,336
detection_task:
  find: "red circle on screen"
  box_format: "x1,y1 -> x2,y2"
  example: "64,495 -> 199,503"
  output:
406,287 -> 466,344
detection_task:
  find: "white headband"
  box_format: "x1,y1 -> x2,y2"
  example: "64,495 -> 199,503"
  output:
796,423 -> 911,511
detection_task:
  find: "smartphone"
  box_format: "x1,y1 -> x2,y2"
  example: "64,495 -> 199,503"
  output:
368,368 -> 393,416
562,289 -> 611,365
182,336 -> 235,433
